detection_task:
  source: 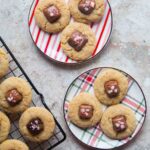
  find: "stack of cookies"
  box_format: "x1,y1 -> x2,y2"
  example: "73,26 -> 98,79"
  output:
68,68 -> 137,140
34,0 -> 105,61
0,48 -> 56,149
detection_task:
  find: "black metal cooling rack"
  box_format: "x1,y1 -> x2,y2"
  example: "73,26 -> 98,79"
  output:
0,37 -> 66,150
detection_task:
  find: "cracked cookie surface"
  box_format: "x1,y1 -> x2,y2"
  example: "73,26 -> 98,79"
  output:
100,104 -> 136,140
61,22 -> 96,61
34,0 -> 70,33
69,0 -> 104,23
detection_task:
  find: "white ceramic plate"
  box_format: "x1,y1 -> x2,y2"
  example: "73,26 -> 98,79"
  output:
28,0 -> 113,64
63,67 -> 146,149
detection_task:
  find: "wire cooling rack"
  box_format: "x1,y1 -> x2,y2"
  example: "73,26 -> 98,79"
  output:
0,37 -> 66,150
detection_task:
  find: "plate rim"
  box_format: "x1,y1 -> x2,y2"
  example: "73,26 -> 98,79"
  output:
28,0 -> 113,65
63,67 -> 147,150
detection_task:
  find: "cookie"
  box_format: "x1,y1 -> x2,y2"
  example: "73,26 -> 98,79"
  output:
61,22 -> 96,61
94,69 -> 128,105
69,0 -> 104,23
0,48 -> 9,78
68,92 -> 103,128
100,104 -> 136,140
0,77 -> 32,113
0,139 -> 29,150
0,112 -> 10,143
19,107 -> 55,142
34,0 -> 70,33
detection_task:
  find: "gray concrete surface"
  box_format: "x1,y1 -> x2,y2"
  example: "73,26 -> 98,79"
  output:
0,0 -> 150,149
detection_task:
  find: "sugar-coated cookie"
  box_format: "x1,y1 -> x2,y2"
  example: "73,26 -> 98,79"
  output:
0,48 -> 9,78
69,0 -> 104,23
68,92 -> 103,128
0,139 -> 29,150
35,0 -> 70,33
100,104 -> 136,140
0,77 -> 32,113
19,107 -> 55,142
94,69 -> 128,105
61,22 -> 96,61
0,111 -> 10,143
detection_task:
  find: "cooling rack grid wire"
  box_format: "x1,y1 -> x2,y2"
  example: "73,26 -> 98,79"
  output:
0,37 -> 66,150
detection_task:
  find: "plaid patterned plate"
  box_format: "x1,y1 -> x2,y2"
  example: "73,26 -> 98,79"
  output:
28,0 -> 113,64
63,67 -> 146,149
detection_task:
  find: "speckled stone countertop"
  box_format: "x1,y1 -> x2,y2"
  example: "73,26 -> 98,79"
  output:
0,0 -> 150,149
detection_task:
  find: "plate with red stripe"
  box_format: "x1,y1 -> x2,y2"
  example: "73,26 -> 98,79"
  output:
28,0 -> 113,64
63,67 -> 147,149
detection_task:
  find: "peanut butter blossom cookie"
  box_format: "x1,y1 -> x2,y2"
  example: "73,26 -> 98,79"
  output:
69,0 -> 104,23
19,107 -> 55,142
34,0 -> 70,33
61,22 -> 96,61
68,93 -> 103,128
94,69 -> 128,105
0,112 -> 10,143
100,104 -> 136,140
0,48 -> 9,78
0,139 -> 29,150
0,77 -> 32,113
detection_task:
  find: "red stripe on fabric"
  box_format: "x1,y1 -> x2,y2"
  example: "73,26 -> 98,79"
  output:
51,35 -> 59,50
92,8 -> 111,56
124,98 -> 145,113
94,1 -> 107,34
35,28 -> 41,44
44,35 -> 52,54
57,43 -> 61,52
31,22 -> 36,35
50,34 -> 59,57
47,35 -> 57,57
54,43 -> 61,59
103,22 -> 111,44
81,69 -> 97,92
81,73 -> 91,92
39,33 -> 45,49
81,83 -> 88,92
80,73 -> 87,80
138,105 -> 145,113
29,0 -> 39,26
89,127 -> 102,146
65,57 -> 69,62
